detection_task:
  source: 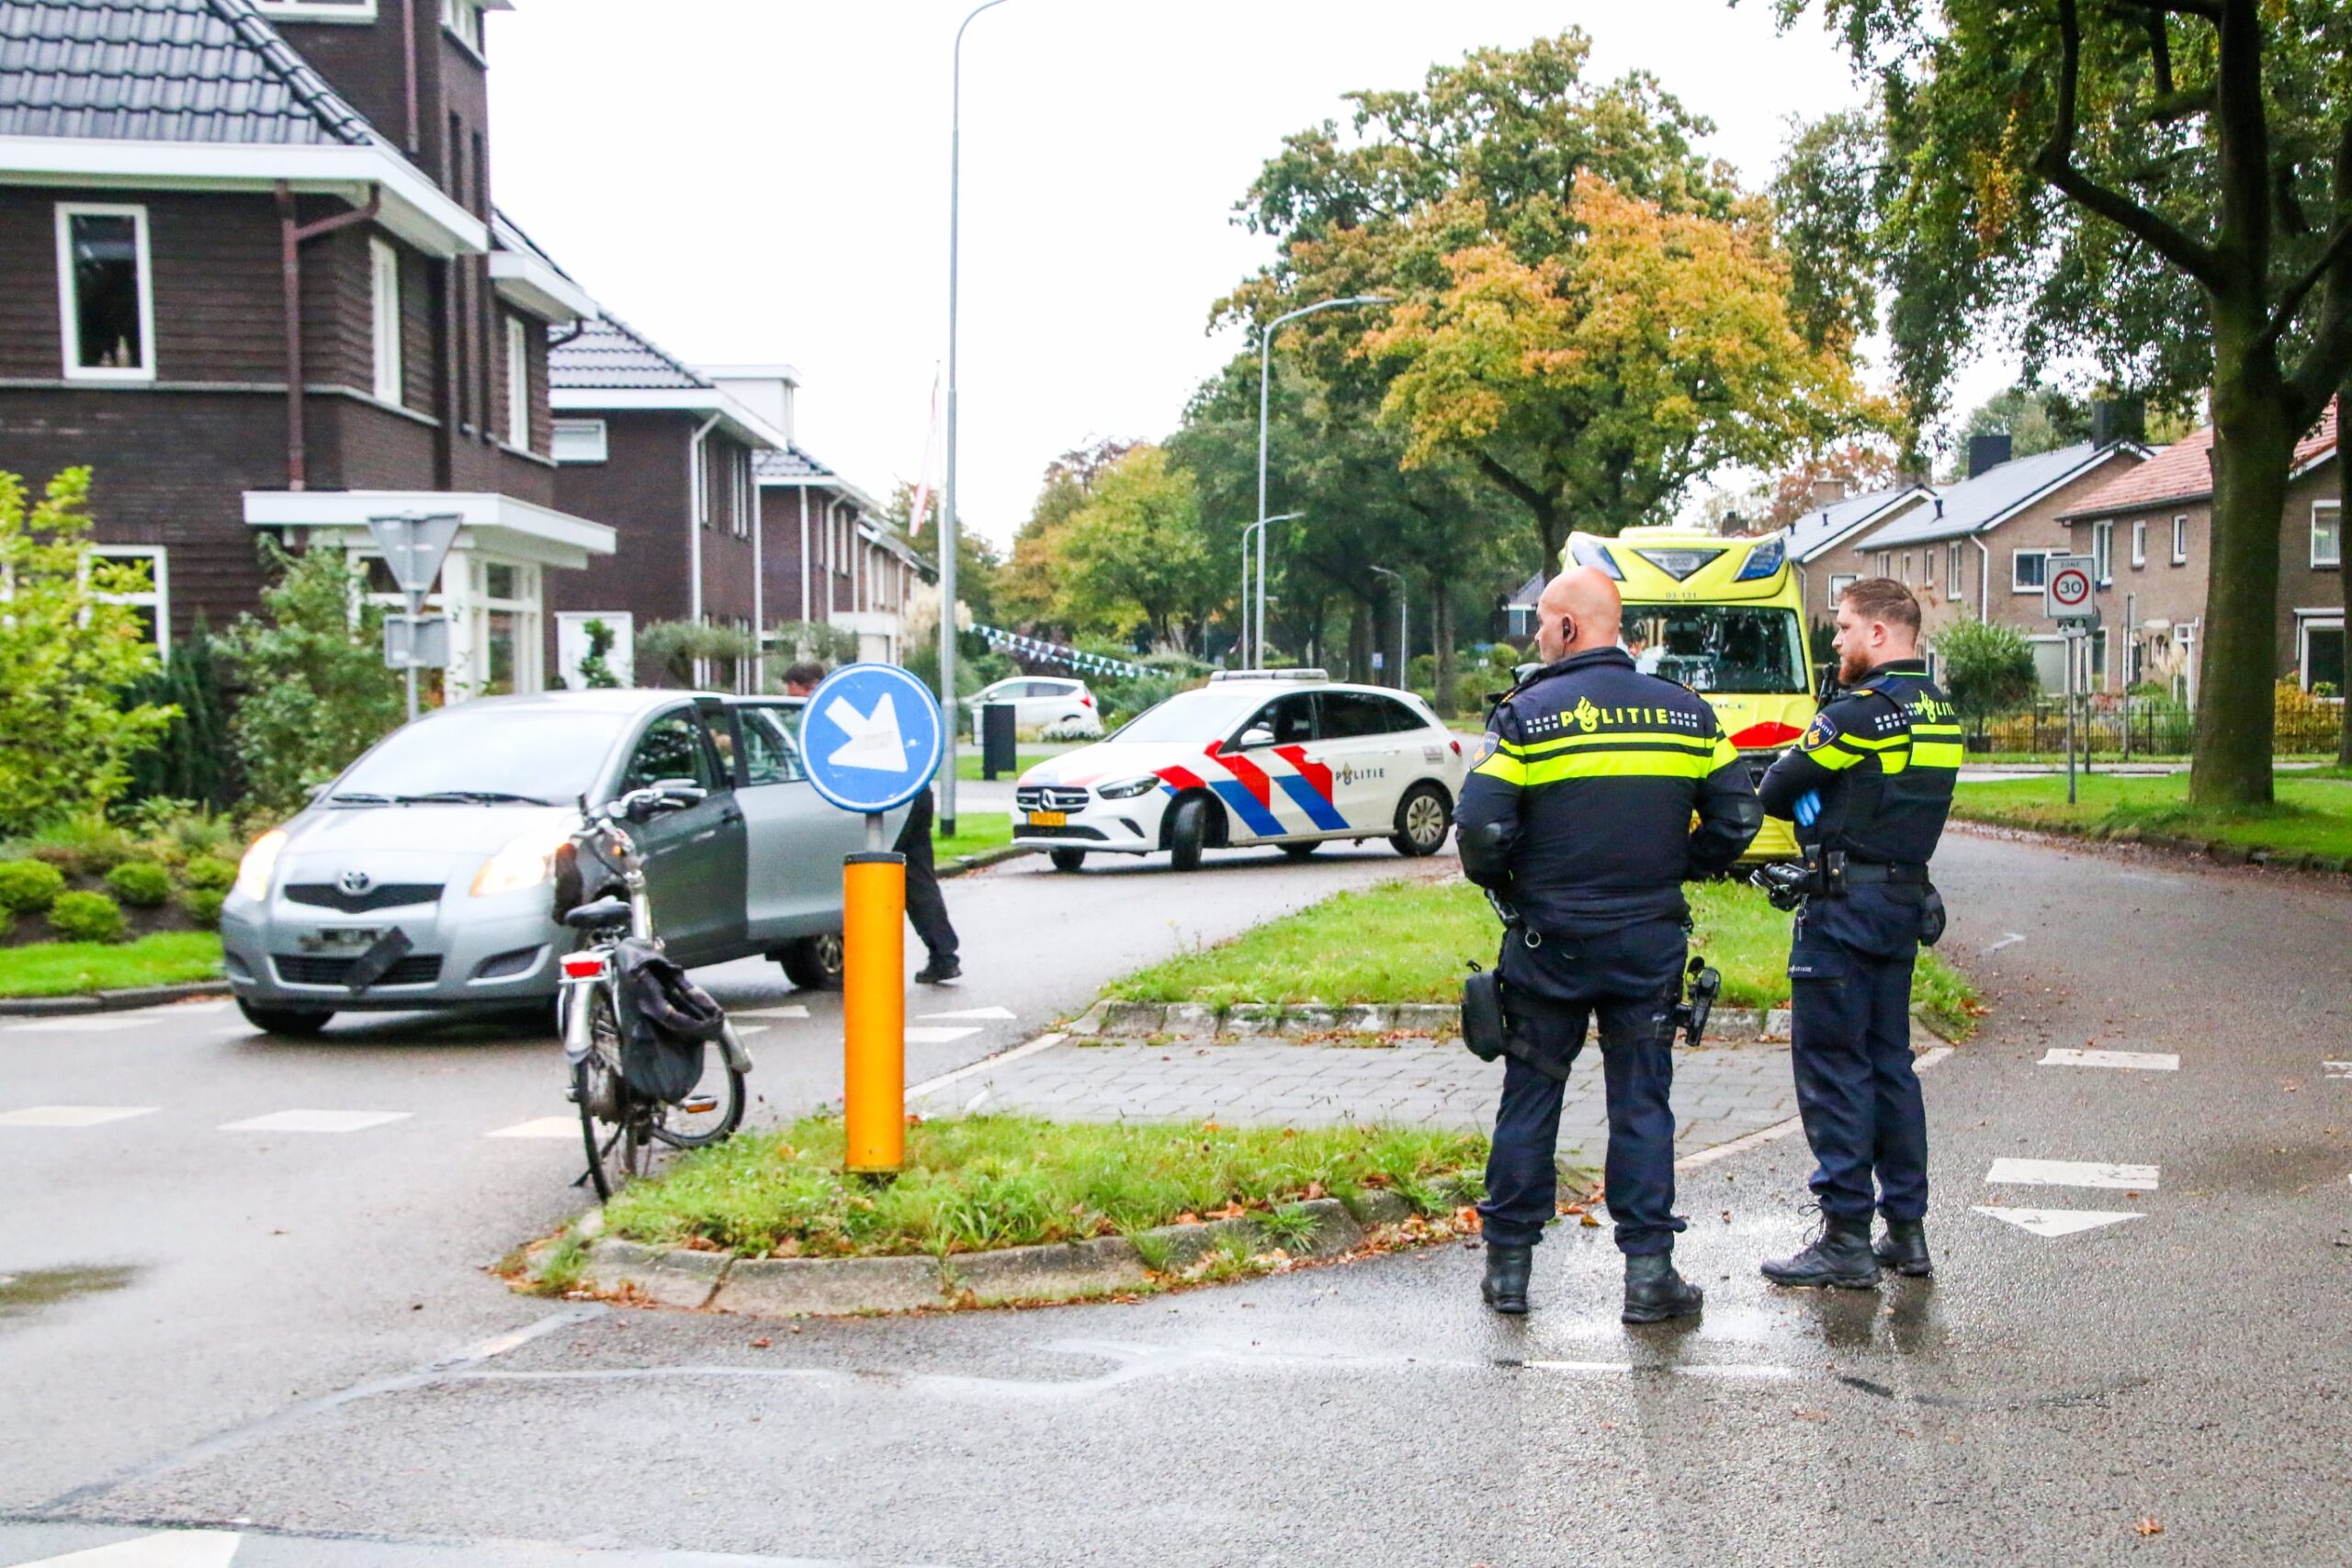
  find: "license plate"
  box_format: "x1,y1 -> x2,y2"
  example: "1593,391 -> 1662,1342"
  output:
1027,810 -> 1067,828
300,927 -> 384,953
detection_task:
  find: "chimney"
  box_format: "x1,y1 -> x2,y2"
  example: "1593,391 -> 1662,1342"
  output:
1967,433 -> 2013,479
699,365 -> 800,442
1809,477 -> 1849,505
2091,396 -> 2145,448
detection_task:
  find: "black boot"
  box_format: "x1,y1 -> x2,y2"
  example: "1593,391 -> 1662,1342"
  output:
1874,1217 -> 1933,1278
1622,1251 -> 1703,1325
1761,1212 -> 1880,1289
1481,1244 -> 1532,1314
914,954 -> 961,984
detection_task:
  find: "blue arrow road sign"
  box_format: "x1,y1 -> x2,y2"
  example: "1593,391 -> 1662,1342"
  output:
801,663 -> 944,815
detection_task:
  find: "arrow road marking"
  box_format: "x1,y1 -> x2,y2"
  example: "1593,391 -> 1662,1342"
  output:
219,1110 -> 412,1134
1973,1206 -> 2147,1238
920,1006 -> 1017,1021
825,691 -> 910,772
736,1004 -> 810,1020
2324,1061 -> 2352,1079
484,1116 -> 578,1139
0,1106 -> 157,1128
9,1531 -> 242,1566
1984,932 -> 2027,953
2041,1048 -> 2179,1071
904,1026 -> 984,1044
1986,1157 -> 2158,1190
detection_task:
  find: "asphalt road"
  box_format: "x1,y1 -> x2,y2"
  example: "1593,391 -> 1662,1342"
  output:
6,831 -> 2350,1565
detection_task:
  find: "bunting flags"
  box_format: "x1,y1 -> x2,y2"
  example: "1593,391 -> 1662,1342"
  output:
972,624 -> 1152,680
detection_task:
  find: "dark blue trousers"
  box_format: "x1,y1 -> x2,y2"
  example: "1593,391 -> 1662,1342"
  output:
1477,994 -> 1680,1256
1788,891 -> 1928,1222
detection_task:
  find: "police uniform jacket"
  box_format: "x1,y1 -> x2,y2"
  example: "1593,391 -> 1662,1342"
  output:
1458,647 -> 1763,932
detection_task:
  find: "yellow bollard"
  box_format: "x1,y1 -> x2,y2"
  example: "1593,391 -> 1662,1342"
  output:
842,847 -> 907,1174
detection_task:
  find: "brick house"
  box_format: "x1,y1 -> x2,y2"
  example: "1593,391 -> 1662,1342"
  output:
543,319 -> 786,689
1819,437 -> 2147,690
1785,479 -> 1935,629
2057,403 -> 2341,697
0,0 -> 615,696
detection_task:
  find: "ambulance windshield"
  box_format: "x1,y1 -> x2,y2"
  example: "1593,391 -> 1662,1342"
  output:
1624,605 -> 1809,694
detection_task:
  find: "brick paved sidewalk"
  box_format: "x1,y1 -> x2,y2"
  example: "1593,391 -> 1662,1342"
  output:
911,1034 -> 1806,1156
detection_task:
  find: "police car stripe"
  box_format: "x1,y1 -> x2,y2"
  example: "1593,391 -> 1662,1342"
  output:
1274,773 -> 1350,830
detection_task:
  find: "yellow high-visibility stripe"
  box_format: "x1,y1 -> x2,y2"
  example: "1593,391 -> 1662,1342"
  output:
1910,741 -> 1964,769
1807,743 -> 1867,773
1710,735 -> 1740,769
1472,750 -> 1528,784
1521,750 -> 1715,785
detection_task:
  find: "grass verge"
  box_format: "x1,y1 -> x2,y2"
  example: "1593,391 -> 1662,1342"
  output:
934,812 -> 1013,861
0,931 -> 223,998
955,747 -> 1073,782
1101,875 -> 1980,1039
596,1112 -> 1487,1258
1952,771 -> 2352,862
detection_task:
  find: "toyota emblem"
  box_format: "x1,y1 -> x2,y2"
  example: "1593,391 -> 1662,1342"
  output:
337,870 -> 373,897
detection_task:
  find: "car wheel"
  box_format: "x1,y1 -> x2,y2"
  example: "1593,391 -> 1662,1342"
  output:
1169,795 -> 1209,873
1281,840 -> 1319,860
778,933 -> 846,991
1049,848 -> 1088,873
1391,784 -> 1453,858
237,1000 -> 334,1038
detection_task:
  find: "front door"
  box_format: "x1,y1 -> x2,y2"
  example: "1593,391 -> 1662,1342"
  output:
730,703 -> 864,946
617,705 -> 745,965
1305,691 -> 1405,833
1220,692 -> 1331,841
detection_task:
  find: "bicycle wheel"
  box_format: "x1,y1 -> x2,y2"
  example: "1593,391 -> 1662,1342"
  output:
651,1043 -> 746,1149
576,989 -> 654,1200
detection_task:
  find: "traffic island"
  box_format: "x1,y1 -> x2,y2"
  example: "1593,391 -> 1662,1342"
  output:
504,1113 -> 1488,1316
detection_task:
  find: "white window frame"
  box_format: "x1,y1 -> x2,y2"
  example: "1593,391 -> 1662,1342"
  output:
254,0 -> 379,19
2313,500 -> 2342,570
551,418 -> 607,464
2296,613 -> 2344,694
86,546 -> 169,659
369,236 -> 402,406
1826,572 -> 1858,603
2012,548 -> 2053,592
55,202 -> 156,383
503,314 -> 529,450
2131,518 -> 2147,569
730,448 -> 752,539
2091,519 -> 2113,584
2172,514 -> 2188,566
443,0 -> 484,51
1945,542 -> 1962,601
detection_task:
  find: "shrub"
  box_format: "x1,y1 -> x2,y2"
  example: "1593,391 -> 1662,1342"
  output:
637,619 -> 758,688
123,620 -> 240,811
1935,617 -> 2038,735
48,890 -> 126,942
106,860 -> 173,908
2276,682 -> 2344,753
1040,717 -> 1098,741
181,854 -> 238,893
181,889 -> 225,930
0,858 -> 68,914
11,815 -> 139,877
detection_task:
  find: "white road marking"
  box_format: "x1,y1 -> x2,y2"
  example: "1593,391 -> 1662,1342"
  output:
1973,1205 -> 2147,1238
2324,1061 -> 2352,1079
904,1025 -> 984,1044
2040,1048 -> 2179,1071
909,1032 -> 1067,1099
8,1529 -> 242,1565
219,1110 -> 412,1134
0,1105 -> 157,1128
484,1116 -> 579,1140
735,1023 -> 772,1037
1522,1360 -> 1795,1380
1676,1044 -> 1953,1172
6,1016 -> 149,1034
1985,1157 -> 2158,1190
1984,932 -> 2028,953
735,1004 -> 810,1020
920,1005 -> 1017,1021
170,1000 -> 233,1015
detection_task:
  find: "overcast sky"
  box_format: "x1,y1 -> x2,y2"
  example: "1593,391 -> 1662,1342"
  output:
488,1 -> 2015,550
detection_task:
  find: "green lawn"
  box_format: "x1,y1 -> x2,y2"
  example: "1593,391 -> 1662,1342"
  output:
0,932 -> 223,998
1952,771 -> 2352,862
1102,875 -> 1979,1039
594,1112 -> 1485,1258
954,747 -> 1070,782
934,812 -> 1014,862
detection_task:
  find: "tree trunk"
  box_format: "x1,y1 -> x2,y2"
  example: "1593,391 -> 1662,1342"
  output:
2191,361 -> 2297,807
1432,583 -> 1458,717
1347,597 -> 1372,684
2340,380 -> 2351,767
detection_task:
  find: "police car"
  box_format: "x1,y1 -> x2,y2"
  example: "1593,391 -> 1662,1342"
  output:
1012,671 -> 1466,872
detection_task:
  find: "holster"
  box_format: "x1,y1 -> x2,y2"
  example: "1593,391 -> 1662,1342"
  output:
1918,885 -> 1948,947
1462,964 -> 1508,1064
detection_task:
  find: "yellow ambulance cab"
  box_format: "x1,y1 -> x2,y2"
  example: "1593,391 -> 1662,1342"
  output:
1563,525 -> 1816,862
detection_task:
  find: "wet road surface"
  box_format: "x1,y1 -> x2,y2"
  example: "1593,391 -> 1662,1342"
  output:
4,832 -> 2349,1564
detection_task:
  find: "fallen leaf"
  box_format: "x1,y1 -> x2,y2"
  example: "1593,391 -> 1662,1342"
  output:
1579,1213 -> 1601,1228
2134,1518 -> 2165,1538
1792,1408 -> 1829,1423
749,1337 -> 772,1349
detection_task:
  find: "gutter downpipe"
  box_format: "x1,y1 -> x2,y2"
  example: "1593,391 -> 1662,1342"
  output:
799,487 -> 811,622
276,182 -> 381,491
687,409 -> 722,627
1974,535 -> 1991,622
751,457 -> 765,692
401,0 -> 420,153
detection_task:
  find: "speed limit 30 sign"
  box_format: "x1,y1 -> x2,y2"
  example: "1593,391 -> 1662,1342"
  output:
2043,555 -> 2098,625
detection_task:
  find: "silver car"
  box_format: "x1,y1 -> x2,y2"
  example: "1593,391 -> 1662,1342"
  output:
220,690 -> 904,1036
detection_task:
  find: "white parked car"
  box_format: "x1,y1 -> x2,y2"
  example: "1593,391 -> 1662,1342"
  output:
1012,671 -> 1465,872
967,676 -> 1103,740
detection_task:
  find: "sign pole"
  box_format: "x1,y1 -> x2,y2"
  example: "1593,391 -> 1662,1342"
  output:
2065,627 -> 2078,807
843,813 -> 906,1177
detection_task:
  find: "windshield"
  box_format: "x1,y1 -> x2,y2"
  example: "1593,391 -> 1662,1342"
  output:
331,706 -> 633,805
1108,688 -> 1262,744
1624,605 -> 1809,694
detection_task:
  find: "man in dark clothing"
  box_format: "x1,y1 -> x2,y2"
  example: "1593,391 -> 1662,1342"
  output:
782,660 -> 961,985
1755,577 -> 1961,1287
1458,567 -> 1762,1322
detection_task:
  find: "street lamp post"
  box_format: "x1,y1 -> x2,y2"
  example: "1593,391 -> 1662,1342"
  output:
938,0 -> 1012,836
1254,295 -> 1388,668
1239,513 -> 1303,666
1370,564 -> 1406,689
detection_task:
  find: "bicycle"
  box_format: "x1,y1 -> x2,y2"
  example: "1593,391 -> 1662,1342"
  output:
558,783 -> 755,1200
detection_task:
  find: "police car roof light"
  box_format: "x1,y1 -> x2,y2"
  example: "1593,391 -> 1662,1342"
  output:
1209,669 -> 1329,682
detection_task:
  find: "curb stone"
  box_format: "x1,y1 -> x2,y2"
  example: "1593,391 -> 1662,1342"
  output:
944,1235 -> 1148,1303
0,978 -> 229,1017
719,1255 -> 942,1315
939,843 -> 1037,879
1064,998 -> 1775,1044
582,1239 -> 730,1309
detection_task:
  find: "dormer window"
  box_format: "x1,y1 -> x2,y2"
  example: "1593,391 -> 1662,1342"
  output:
444,0 -> 485,52
254,0 -> 379,20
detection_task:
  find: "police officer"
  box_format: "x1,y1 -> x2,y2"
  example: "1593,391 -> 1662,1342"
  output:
1756,577 -> 1962,1286
1461,567 -> 1762,1321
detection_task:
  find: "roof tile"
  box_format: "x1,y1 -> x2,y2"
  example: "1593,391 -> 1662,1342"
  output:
548,313 -> 712,391
2062,400 -> 2336,518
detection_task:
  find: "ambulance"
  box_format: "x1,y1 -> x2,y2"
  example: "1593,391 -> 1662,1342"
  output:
1563,525 -> 1818,862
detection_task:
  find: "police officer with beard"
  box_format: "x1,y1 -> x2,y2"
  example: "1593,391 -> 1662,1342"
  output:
1460,567 -> 1762,1321
1755,577 -> 1962,1287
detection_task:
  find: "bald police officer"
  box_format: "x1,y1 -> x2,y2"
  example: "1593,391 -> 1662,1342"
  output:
1460,567 -> 1762,1321
1756,578 -> 1962,1286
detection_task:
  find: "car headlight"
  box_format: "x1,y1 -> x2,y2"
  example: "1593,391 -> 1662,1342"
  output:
1569,536 -> 1625,581
234,829 -> 288,901
1095,774 -> 1160,800
471,823 -> 574,897
1733,534 -> 1788,581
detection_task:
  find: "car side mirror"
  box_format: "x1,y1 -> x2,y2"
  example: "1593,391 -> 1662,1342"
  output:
1238,726 -> 1275,749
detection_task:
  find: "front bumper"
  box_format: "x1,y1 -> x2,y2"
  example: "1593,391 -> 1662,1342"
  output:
1738,748 -> 1797,863
220,868 -> 565,1013
1009,784 -> 1166,856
